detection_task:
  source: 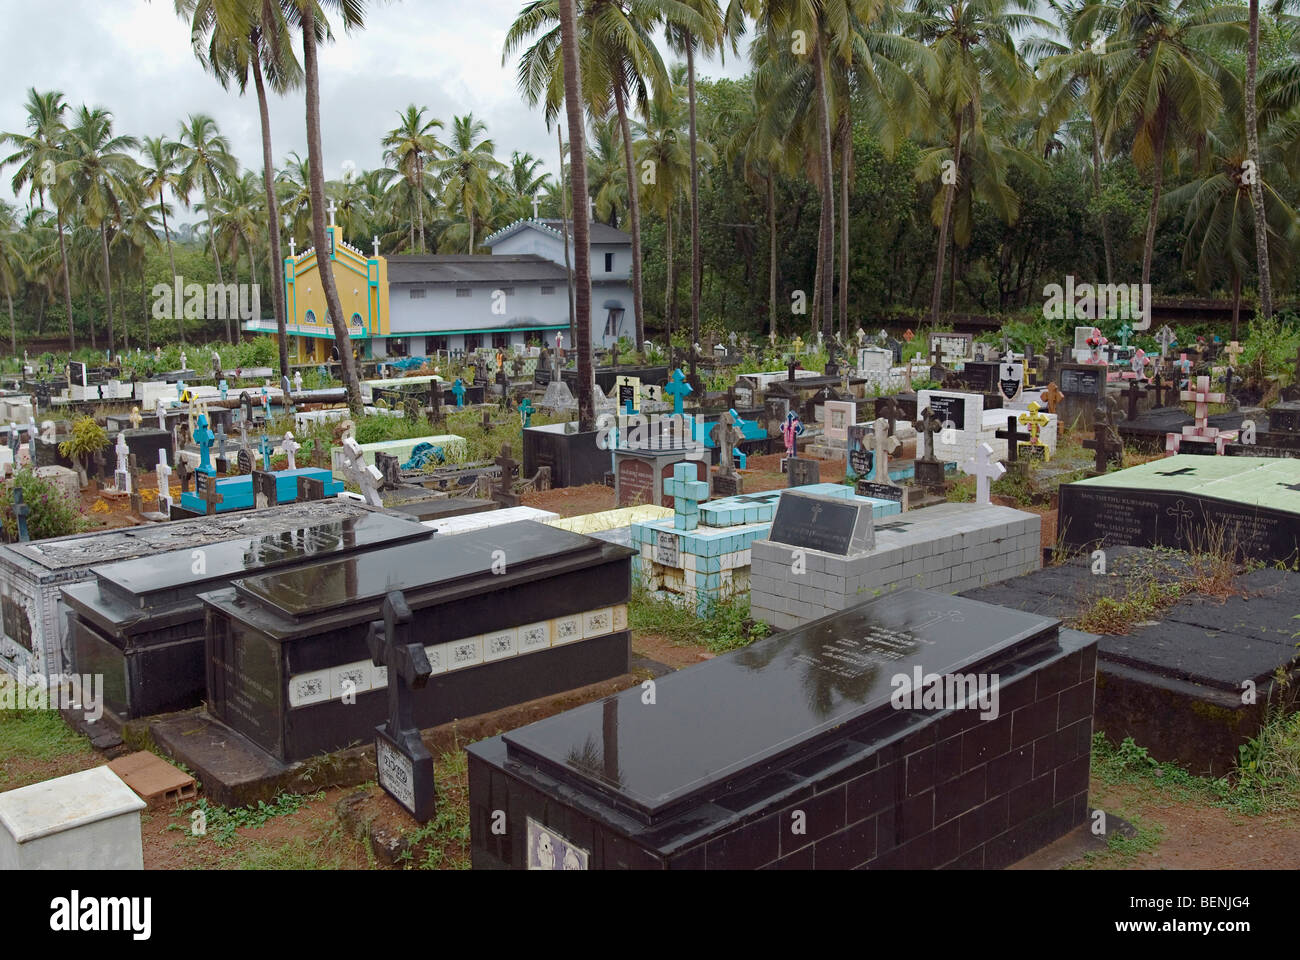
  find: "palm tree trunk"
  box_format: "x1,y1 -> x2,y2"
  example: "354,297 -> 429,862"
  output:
665,204 -> 674,350
302,3 -> 363,415
100,222 -> 116,354
1092,124 -> 1113,285
558,122 -> 576,348
813,33 -> 835,339
1140,109 -> 1167,295
203,187 -> 231,342
931,111 -> 964,324
161,203 -> 181,345
416,159 -> 426,254
558,0 -> 593,431
686,36 -> 701,383
57,214 -> 75,351
1246,0 -> 1272,321
6,289 -> 14,353
767,174 -> 777,339
613,82 -> 645,351
141,270 -> 150,350
839,111 -> 850,340
252,54 -> 289,380
1232,273 -> 1241,341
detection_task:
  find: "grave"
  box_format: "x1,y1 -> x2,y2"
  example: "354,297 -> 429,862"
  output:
385,497 -> 498,524
0,500 -> 383,681
1054,364 -> 1107,429
750,494 -> 1041,631
468,588 -> 1096,869
178,468 -> 343,515
611,415 -> 708,507
328,435 -> 467,479
523,421 -> 612,489
1058,455 -> 1300,564
421,505 -> 560,535
198,521 -> 634,765
917,388 -> 1059,465
0,765 -> 146,870
61,507 -> 430,722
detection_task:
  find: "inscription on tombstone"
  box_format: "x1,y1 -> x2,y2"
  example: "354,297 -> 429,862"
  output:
768,491 -> 874,555
251,469 -> 279,509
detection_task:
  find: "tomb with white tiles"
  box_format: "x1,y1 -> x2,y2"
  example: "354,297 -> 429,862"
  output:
917,387 -> 1059,464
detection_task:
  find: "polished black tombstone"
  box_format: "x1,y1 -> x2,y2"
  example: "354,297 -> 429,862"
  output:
200,521 -> 635,763
468,589 -> 1097,869
523,422 -> 609,489
768,490 -> 874,555
61,507 -> 430,722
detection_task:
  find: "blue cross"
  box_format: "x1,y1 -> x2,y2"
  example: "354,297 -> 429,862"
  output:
176,380 -> 186,400
452,378 -> 466,408
219,379 -> 229,400
1117,322 -> 1132,348
664,369 -> 692,415
518,396 -> 534,428
663,462 -> 708,531
259,433 -> 273,471
193,414 -> 215,475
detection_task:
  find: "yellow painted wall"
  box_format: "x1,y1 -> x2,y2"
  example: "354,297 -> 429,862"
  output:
283,225 -> 390,342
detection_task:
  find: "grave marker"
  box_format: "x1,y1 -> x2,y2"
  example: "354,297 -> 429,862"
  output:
768,490 -> 875,555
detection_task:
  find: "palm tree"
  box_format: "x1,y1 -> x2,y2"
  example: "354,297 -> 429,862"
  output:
382,104 -> 444,254
587,116 -> 628,225
175,113 -> 237,338
634,72 -> 691,343
140,135 -> 185,342
1081,0 -> 1243,298
277,150 -> 313,239
433,113 -> 506,253
214,171 -> 264,296
0,202 -> 22,350
59,105 -> 141,354
557,0 -> 595,430
178,0 -> 303,376
1,89 -> 78,349
906,0 -> 1048,324
296,0 -> 365,414
1245,0 -> 1272,319
496,150 -> 551,222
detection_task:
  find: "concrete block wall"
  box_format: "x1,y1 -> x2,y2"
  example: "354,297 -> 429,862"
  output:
751,503 -> 1042,631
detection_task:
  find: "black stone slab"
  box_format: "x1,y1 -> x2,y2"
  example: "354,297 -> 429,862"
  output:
523,422 -> 609,489
385,497 -> 497,522
120,429 -> 172,472
1118,407 -> 1248,452
768,490 -> 873,555
503,589 -> 1058,823
926,394 -> 967,431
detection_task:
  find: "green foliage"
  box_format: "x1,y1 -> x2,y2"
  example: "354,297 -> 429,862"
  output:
170,791 -> 326,848
0,469 -> 87,541
629,583 -> 770,653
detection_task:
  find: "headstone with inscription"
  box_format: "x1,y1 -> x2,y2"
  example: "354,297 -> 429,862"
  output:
768,490 -> 875,556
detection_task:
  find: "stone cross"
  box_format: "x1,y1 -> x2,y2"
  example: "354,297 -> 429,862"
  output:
372,235 -> 381,258
288,236 -> 296,258
518,396 -> 534,428
1150,372 -> 1173,407
877,397 -> 902,438
1117,322 -> 1132,348
12,487 -> 29,542
281,431 -> 300,471
366,589 -> 436,823
259,433 -> 273,471
196,471 -> 224,515
915,406 -> 943,461
129,407 -> 141,429
1224,340 -> 1244,370
1155,325 -> 1177,358
1044,339 -> 1059,381
493,444 -> 520,507
1181,374 -> 1224,432
194,414 -> 215,475
664,461 -> 708,531
960,442 -> 1005,505
156,449 -> 173,513
452,378 -> 466,408
1082,406 -> 1123,475
341,437 -> 384,506
870,417 -> 900,483
664,369 -> 692,415
995,415 -> 1031,463
327,198 -> 338,226
710,413 -> 740,477
1124,378 -> 1149,421
114,433 -> 131,493
1041,382 -> 1065,415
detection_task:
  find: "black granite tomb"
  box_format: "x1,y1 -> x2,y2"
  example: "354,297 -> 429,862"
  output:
61,508 -> 430,722
468,589 -> 1097,869
200,521 -> 635,763
523,422 -> 610,489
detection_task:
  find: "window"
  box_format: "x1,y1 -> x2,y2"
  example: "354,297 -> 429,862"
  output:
464,334 -> 482,351
426,336 -> 448,353
603,307 -> 625,339
497,286 -> 515,296
409,288 -> 426,300
389,338 -> 409,357
456,288 -> 472,298
540,285 -> 555,295
492,333 -> 510,349
604,252 -> 614,272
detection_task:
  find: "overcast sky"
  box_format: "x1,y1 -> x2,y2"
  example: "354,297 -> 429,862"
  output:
0,0 -> 748,224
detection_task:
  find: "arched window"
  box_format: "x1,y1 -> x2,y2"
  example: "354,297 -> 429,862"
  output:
304,309 -> 317,325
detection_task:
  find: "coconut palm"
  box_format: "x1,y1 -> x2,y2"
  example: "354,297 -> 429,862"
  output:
139,135 -> 185,341
277,150 -> 314,240
496,150 -> 552,223
0,202 -> 22,350
432,113 -> 506,253
58,105 -> 141,353
175,112 -> 237,338
587,116 -> 628,226
1,89 -> 78,349
382,104 -> 444,254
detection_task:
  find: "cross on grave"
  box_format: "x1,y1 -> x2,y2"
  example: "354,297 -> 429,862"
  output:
452,378 -> 466,408
869,417 -> 901,483
340,437 -> 384,506
12,487 -> 29,542
1224,340 -> 1244,372
877,396 -> 902,438
664,461 -> 708,531
915,406 -> 943,462
366,590 -> 436,823
1124,378 -> 1149,421
176,455 -> 192,494
1041,381 -> 1065,416
518,396 -> 534,428
1082,407 -> 1123,475
156,449 -> 173,513
1155,325 -> 1177,358
664,369 -> 692,415
281,431 -> 300,471
493,444 -> 520,507
1182,375 -> 1225,430
113,433 -> 131,494
1044,339 -> 1059,381
259,434 -> 273,471
1173,353 -> 1193,386
781,411 -> 805,459
1117,322 -> 1133,348
1018,403 -> 1051,460
1148,373 -> 1173,407
1165,499 -> 1196,538
194,414 -> 215,475
995,415 -> 1031,463
960,442 -> 1005,505
195,471 -> 224,515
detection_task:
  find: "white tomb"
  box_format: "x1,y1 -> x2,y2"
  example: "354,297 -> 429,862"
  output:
0,765 -> 145,870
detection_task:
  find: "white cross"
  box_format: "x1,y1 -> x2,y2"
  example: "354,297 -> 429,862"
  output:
328,198 -> 338,227
1224,340 -> 1244,368
870,417 -> 901,483
532,195 -> 541,219
960,442 -> 1005,506
372,235 -> 380,258
156,399 -> 167,430
156,449 -> 173,513
1155,325 -> 1176,358
293,370 -> 303,392
114,433 -> 131,494
288,236 -> 297,258
281,431 -> 301,471
341,438 -> 383,506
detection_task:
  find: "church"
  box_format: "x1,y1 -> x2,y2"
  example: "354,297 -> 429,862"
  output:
242,206 -> 636,363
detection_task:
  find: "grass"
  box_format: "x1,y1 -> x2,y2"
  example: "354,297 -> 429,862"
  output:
395,750 -> 473,870
0,675 -> 98,787
629,582 -> 771,653
169,791 -> 326,848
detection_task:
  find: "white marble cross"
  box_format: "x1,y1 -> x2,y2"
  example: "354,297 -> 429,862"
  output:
156,449 -> 173,513
372,235 -> 380,258
328,198 -> 338,227
341,437 -> 383,506
281,431 -> 300,471
870,417 -> 901,484
293,370 -> 304,392
156,399 -> 168,430
114,433 -> 131,494
288,236 -> 297,258
960,442 -> 1005,506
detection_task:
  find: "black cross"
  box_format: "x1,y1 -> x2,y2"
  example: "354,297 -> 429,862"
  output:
1149,372 -> 1173,408
1277,481 -> 1300,492
734,493 -> 781,504
1044,339 -> 1058,380
995,415 -> 1030,463
1081,407 -> 1123,475
787,356 -> 797,382
877,396 -> 902,437
494,443 -> 519,507
367,590 -> 436,823
1125,378 -> 1149,421
1156,467 -> 1197,477
914,406 -> 943,462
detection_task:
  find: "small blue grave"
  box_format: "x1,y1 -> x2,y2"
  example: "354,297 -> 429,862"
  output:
180,467 -> 343,514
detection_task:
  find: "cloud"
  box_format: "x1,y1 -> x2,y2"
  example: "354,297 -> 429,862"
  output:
0,0 -> 748,220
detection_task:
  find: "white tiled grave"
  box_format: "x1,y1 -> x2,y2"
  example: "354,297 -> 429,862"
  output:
0,765 -> 145,870
750,500 -> 1042,631
422,505 -> 559,535
917,388 -> 1058,462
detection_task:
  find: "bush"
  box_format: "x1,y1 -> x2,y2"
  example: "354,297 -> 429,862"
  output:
58,416 -> 107,485
0,469 -> 87,542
